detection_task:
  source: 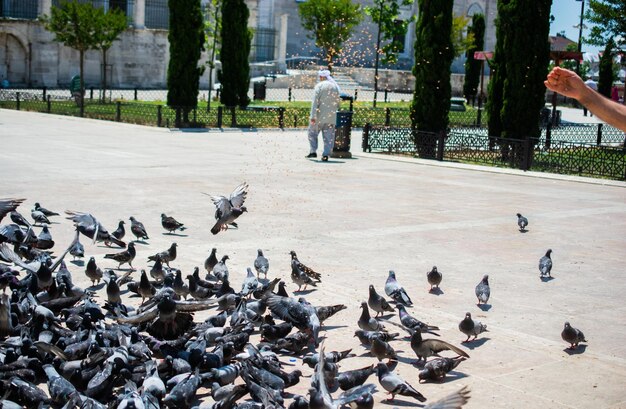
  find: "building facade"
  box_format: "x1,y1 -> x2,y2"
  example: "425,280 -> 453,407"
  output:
0,0 -> 497,88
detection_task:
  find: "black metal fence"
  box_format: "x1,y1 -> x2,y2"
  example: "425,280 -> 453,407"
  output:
362,125 -> 626,180
1,0 -> 38,19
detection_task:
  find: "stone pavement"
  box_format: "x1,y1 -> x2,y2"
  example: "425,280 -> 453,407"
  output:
1,109 -> 625,408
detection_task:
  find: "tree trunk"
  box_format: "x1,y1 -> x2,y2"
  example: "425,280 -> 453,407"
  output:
79,49 -> 85,116
102,48 -> 108,103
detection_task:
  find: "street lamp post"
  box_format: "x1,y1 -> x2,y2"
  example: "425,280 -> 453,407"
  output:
575,0 -> 585,75
373,0 -> 383,108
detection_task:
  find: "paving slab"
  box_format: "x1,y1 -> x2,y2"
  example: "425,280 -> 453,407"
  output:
0,109 -> 625,408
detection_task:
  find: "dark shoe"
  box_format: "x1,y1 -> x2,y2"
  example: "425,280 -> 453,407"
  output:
321,156 -> 328,162
305,153 -> 317,158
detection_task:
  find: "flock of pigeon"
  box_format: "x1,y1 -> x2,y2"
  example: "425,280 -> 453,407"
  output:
0,186 -> 586,409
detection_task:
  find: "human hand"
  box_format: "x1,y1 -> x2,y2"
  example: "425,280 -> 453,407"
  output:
310,118 -> 316,125
544,67 -> 587,101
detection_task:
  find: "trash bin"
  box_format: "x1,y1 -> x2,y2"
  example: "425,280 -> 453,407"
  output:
253,81 -> 266,101
332,110 -> 353,158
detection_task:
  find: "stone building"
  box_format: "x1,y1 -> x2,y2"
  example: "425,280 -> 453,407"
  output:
0,0 -> 497,88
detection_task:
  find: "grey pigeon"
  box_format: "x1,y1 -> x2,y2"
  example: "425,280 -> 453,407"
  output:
0,198 -> 25,223
65,210 -> 125,247
539,249 -> 553,278
516,213 -> 528,231
290,250 -> 322,282
150,258 -> 165,282
358,302 -> 384,331
424,386 -> 470,409
254,249 -> 270,279
173,270 -> 190,300
367,285 -> 394,317
427,266 -> 442,292
104,241 -> 136,269
213,255 -> 230,282
207,182 -> 249,234
204,248 -> 218,275
353,330 -> 400,346
385,270 -> 412,306
303,348 -> 355,368
337,364 -> 376,391
129,216 -> 149,240
105,220 -> 125,246
419,357 -> 466,382
161,213 -> 186,233
34,202 -> 59,217
31,209 -> 50,225
475,274 -> 490,305
370,337 -> 396,362
36,225 -> 55,250
85,257 -> 103,285
561,321 -> 587,349
458,312 -> 488,343
376,362 -> 426,402
410,329 -> 469,364
241,267 -> 259,297
397,304 -> 439,335
10,210 -> 31,228
291,261 -> 318,292
163,369 -> 203,408
137,269 -> 157,303
43,364 -> 77,404
265,294 -> 320,346
148,242 -> 177,267
69,233 -> 84,260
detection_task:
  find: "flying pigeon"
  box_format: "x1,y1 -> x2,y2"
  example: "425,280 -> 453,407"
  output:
0,198 -> 25,223
65,210 -> 126,247
206,182 -> 249,234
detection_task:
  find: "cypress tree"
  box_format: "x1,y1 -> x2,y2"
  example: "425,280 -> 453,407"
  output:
411,0 -> 454,158
486,0 -> 509,140
167,0 -> 205,124
597,39 -> 614,98
463,13 -> 485,105
220,0 -> 252,108
500,0 -> 552,142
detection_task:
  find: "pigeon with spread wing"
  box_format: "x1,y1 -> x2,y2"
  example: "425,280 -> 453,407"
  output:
205,182 -> 248,235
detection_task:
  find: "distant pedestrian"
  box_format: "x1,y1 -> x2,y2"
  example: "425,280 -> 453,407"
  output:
582,76 -> 597,117
305,69 -> 340,162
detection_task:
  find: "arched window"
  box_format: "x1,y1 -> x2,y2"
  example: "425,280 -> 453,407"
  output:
467,2 -> 483,17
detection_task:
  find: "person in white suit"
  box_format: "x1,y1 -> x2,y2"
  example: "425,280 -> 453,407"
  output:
306,70 -> 341,162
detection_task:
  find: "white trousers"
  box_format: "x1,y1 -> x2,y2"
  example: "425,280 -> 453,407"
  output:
308,123 -> 336,157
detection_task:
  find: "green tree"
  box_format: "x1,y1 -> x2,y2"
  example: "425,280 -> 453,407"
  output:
411,0 -> 454,158
451,15 -> 475,58
463,13 -> 485,103
298,0 -> 363,68
167,0 -> 205,124
598,38 -> 615,98
584,0 -> 625,48
219,0 -> 252,108
93,7 -> 127,102
41,1 -> 100,111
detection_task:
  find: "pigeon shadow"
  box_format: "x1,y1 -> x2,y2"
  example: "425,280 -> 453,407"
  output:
519,229 -> 529,233
477,303 -> 492,312
461,337 -> 490,349
541,276 -> 555,282
429,287 -> 444,296
313,159 -> 346,164
294,289 -> 317,295
133,240 -> 150,245
564,344 -> 587,355
419,371 -> 469,384
396,355 -> 418,366
163,232 -> 188,237
88,283 -> 106,291
70,260 -> 85,267
321,325 -> 349,330
380,398 -> 418,407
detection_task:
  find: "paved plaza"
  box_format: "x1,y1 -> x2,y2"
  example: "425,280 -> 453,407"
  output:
0,109 -> 625,408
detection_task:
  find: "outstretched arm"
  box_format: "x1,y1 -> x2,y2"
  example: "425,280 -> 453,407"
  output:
545,67 -> 626,132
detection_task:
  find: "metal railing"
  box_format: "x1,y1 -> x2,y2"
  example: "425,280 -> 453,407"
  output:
1,0 -> 38,19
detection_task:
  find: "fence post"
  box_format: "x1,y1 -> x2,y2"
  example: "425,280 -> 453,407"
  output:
384,89 -> 388,103
116,101 -> 121,122
520,138 -> 532,171
157,105 -> 162,127
42,86 -> 47,102
134,88 -> 138,101
436,131 -> 445,161
476,108 -> 482,127
90,87 -> 94,101
230,107 -> 236,127
16,92 -> 20,111
362,123 -> 371,152
47,95 -> 51,113
385,108 -> 391,126
278,107 -> 285,129
545,122 -> 552,149
193,108 -> 197,125
293,114 -> 298,128
596,123 -> 603,146
288,87 -> 292,102
217,106 -> 223,128
354,89 -> 358,101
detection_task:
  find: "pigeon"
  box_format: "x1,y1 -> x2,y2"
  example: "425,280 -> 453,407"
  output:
397,304 -> 439,335
173,270 -> 190,300
31,209 -> 50,225
0,198 -> 25,223
418,356 -> 466,382
539,249 -> 553,278
85,257 -> 103,285
353,330 -> 400,346
423,386 -> 470,408
129,216 -> 149,240
65,210 -> 126,247
207,182 -> 249,234
10,210 -> 31,228
161,213 -> 186,234
410,330 -> 469,364
241,267 -> 259,297
337,364 -> 376,391
315,303 -> 347,324
35,225 -> 55,250
261,321 -> 293,342
43,364 -> 77,405
367,285 -> 394,317
291,262 -> 318,292
265,294 -> 320,346
204,248 -> 218,275
69,233 -> 84,260
459,312 -> 488,343
516,213 -> 528,231
475,274 -> 490,305
427,266 -> 442,292
376,362 -> 426,402
104,241 -> 136,269
34,202 -> 59,217
358,302 -> 385,332
148,242 -> 177,267
163,369 -> 203,408
150,258 -> 165,282
303,348 -> 355,368
561,322 -> 587,349
213,255 -> 229,282
290,251 -> 321,282
385,270 -> 412,306
105,220 -> 126,246
370,337 -> 397,362
254,249 -> 270,279
136,269 -> 157,303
